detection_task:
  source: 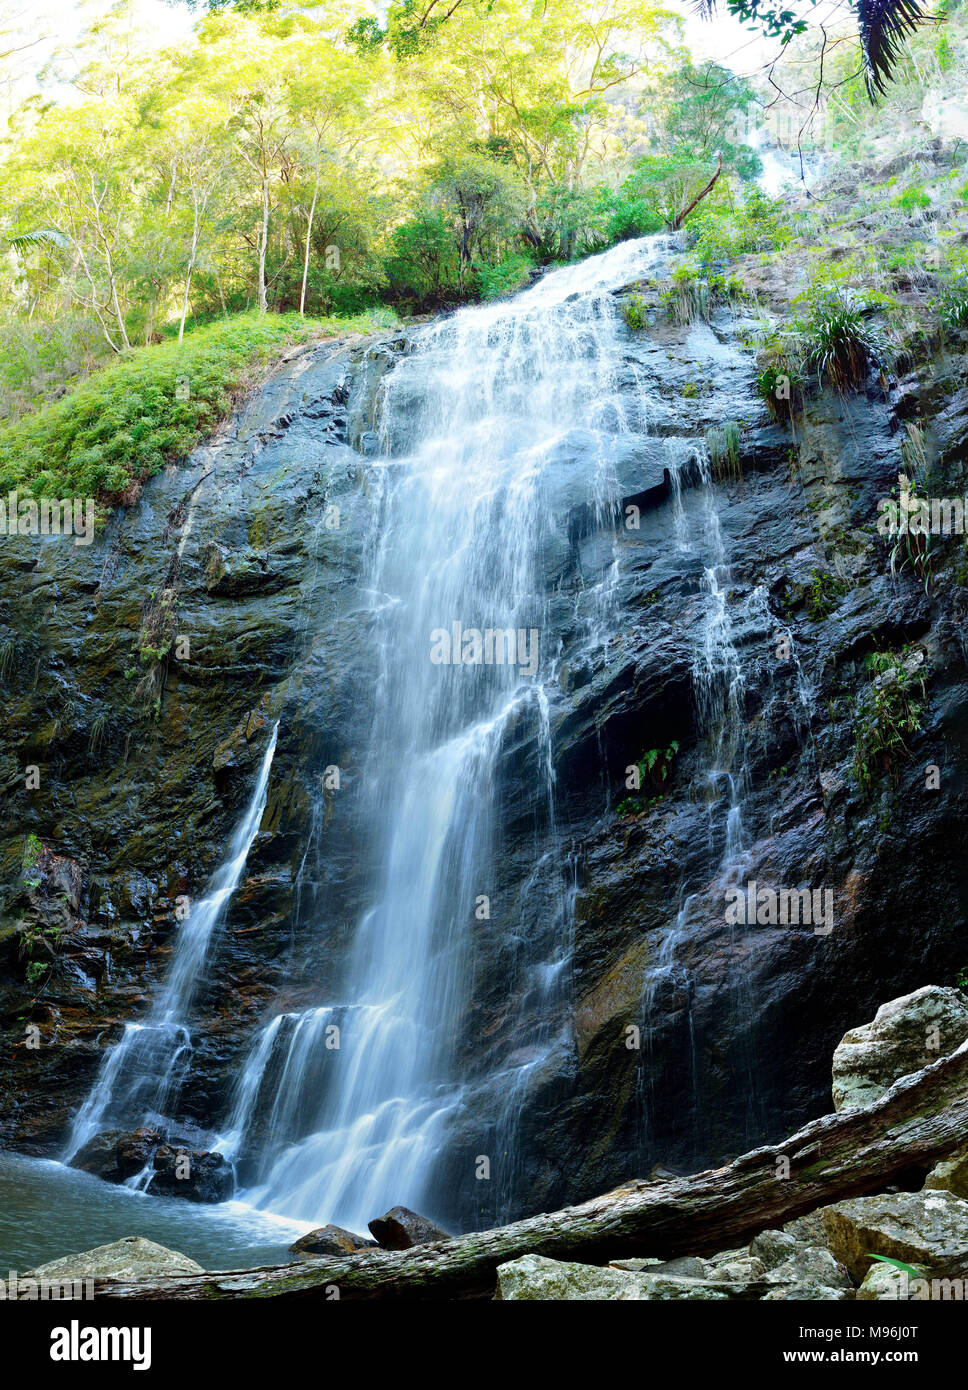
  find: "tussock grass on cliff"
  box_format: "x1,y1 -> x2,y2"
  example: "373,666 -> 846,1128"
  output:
0,308 -> 396,506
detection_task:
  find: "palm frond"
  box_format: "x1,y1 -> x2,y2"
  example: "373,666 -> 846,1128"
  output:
693,0 -> 927,100
857,0 -> 927,95
8,228 -> 69,253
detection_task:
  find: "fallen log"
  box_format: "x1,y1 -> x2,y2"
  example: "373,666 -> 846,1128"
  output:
95,1041 -> 968,1301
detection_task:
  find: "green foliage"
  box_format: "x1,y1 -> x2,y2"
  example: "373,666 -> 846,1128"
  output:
385,208 -> 461,303
892,186 -> 931,211
805,568 -> 849,620
662,263 -> 710,325
622,293 -> 647,330
472,253 -> 534,301
705,420 -> 742,480
0,309 -> 395,504
937,267 -> 968,330
853,648 -> 926,790
688,189 -> 792,265
880,460 -> 934,591
799,289 -> 882,391
616,742 -> 680,818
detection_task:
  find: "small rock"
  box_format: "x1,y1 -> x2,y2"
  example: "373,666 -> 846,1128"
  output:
289,1224 -> 377,1257
709,1255 -> 766,1282
924,1145 -> 968,1199
368,1206 -> 452,1250
822,1190 -> 968,1281
782,1211 -> 829,1247
831,986 -> 968,1111
769,1246 -> 852,1290
750,1229 -> 801,1270
856,1263 -> 914,1301
27,1236 -> 203,1281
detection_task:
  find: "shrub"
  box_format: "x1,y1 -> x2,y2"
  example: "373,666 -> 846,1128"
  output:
892,186 -> 931,212
473,252 -> 534,301
938,267 -> 968,331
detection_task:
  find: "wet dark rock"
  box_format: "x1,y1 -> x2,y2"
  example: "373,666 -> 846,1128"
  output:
368,1206 -> 452,1249
1,244 -> 967,1245
289,1224 -> 377,1257
145,1145 -> 233,1203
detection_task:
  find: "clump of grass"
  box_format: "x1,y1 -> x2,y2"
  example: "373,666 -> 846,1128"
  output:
879,463 -> 934,592
0,307 -> 397,509
937,267 -> 968,332
622,292 -> 647,331
893,186 -> 931,212
662,264 -> 709,325
705,420 -> 742,481
801,289 -> 882,391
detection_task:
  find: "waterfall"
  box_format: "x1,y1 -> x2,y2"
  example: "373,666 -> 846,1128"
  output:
66,726 -> 279,1158
220,235 -> 677,1232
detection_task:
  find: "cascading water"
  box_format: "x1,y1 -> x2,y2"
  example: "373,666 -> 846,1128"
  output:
66,727 -> 279,1159
220,235 -> 678,1232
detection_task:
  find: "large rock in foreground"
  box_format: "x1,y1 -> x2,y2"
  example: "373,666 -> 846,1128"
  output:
831,986 -> 968,1111
821,1190 -> 968,1281
496,1254 -> 733,1300
28,1236 -> 203,1281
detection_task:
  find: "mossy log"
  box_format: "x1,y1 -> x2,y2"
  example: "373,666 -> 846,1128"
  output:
95,1042 -> 968,1301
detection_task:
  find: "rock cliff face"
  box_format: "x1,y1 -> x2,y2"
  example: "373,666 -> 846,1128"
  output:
1,239 -> 967,1232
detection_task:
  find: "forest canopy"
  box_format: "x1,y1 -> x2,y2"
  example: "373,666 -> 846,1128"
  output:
0,0 -> 957,439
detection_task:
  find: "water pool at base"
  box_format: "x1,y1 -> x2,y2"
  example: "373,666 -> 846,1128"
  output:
0,1151 -> 308,1273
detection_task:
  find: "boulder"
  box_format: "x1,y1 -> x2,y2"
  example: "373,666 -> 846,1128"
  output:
924,1144 -> 968,1199
708,1255 -> 766,1282
368,1206 -> 451,1250
68,1126 -> 164,1183
821,1190 -> 968,1281
27,1236 -> 203,1281
496,1254 -> 733,1301
782,1210 -> 829,1247
831,986 -> 968,1111
145,1145 -> 234,1203
289,1224 -> 377,1258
